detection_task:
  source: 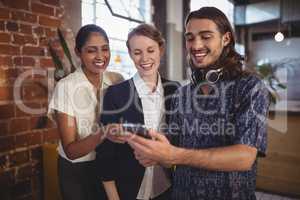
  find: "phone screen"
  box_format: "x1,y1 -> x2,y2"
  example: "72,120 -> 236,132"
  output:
122,123 -> 151,139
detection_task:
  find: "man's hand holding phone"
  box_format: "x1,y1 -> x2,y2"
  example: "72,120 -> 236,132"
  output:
121,123 -> 151,139
103,123 -> 151,144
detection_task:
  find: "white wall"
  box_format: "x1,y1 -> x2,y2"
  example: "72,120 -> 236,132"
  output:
166,0 -> 183,81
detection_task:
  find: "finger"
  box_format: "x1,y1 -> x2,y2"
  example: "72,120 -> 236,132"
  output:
128,134 -> 154,149
140,160 -> 157,167
108,123 -> 122,134
107,135 -> 126,143
127,140 -> 151,156
148,129 -> 169,143
134,151 -> 151,161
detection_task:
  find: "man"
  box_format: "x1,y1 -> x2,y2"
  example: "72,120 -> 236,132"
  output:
127,7 -> 269,200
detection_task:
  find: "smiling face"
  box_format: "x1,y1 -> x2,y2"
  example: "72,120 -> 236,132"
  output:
76,32 -> 110,74
185,18 -> 230,69
128,35 -> 163,78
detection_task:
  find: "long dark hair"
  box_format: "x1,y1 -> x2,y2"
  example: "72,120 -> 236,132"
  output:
186,7 -> 249,80
75,24 -> 109,53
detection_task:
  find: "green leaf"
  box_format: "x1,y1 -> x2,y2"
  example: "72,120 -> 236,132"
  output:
277,83 -> 287,89
256,63 -> 272,77
57,28 -> 76,72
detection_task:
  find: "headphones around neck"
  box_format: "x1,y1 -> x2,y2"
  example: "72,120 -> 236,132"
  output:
188,54 -> 224,85
191,67 -> 223,85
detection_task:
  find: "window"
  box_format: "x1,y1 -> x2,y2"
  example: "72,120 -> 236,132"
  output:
190,0 -> 234,26
81,0 -> 152,79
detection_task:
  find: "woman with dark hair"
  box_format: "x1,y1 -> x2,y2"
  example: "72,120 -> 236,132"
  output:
48,24 -> 123,200
127,7 -> 269,200
96,24 -> 180,200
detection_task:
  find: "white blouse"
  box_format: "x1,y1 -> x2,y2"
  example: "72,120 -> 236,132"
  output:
133,73 -> 171,200
48,67 -> 123,163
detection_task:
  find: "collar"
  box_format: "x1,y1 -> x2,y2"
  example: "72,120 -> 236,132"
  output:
133,72 -> 163,97
76,66 -> 110,89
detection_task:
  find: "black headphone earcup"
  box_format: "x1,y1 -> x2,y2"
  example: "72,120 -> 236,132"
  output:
191,69 -> 204,86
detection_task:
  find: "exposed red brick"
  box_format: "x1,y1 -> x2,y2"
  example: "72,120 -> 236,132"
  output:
0,67 -> 10,85
11,179 -> 31,198
45,28 -> 56,37
0,154 -> 7,168
17,164 -> 32,180
9,118 -> 30,134
14,68 -> 38,81
0,104 -> 15,119
7,68 -> 18,78
30,116 -> 43,130
40,0 -> 60,6
28,131 -> 42,146
0,8 -> 10,20
20,24 -> 32,35
22,46 -> 45,56
22,83 -> 48,101
0,121 -> 9,136
13,56 -> 35,67
13,34 -> 25,45
0,67 -> 18,86
1,0 -> 30,10
55,7 -> 64,18
11,11 -> 37,23
0,169 -> 15,186
13,57 -> 22,66
0,21 -> 5,31
17,194 -> 34,200
0,44 -> 20,55
40,58 -> 54,68
43,128 -> 59,142
0,56 -> 13,66
15,102 -> 41,117
16,131 -> 42,148
32,3 -> 54,16
31,162 -> 42,176
6,21 -> 18,32
30,146 -> 42,161
15,133 -> 29,148
33,26 -> 44,36
22,57 -> 36,66
39,16 -> 60,27
0,136 -> 15,152
40,101 -> 49,108
0,86 -> 13,101
46,117 -> 56,128
13,34 -> 37,45
0,32 -> 11,43
9,150 -> 30,167
39,36 -> 48,47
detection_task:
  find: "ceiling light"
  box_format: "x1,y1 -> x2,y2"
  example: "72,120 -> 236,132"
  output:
274,31 -> 284,42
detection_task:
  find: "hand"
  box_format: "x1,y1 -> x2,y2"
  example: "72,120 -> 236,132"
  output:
103,123 -> 129,144
127,129 -> 176,167
134,151 -> 158,167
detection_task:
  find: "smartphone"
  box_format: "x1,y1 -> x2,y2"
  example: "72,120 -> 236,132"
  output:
121,123 -> 151,139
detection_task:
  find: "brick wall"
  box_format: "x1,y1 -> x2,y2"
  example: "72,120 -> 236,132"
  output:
0,0 -> 64,199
